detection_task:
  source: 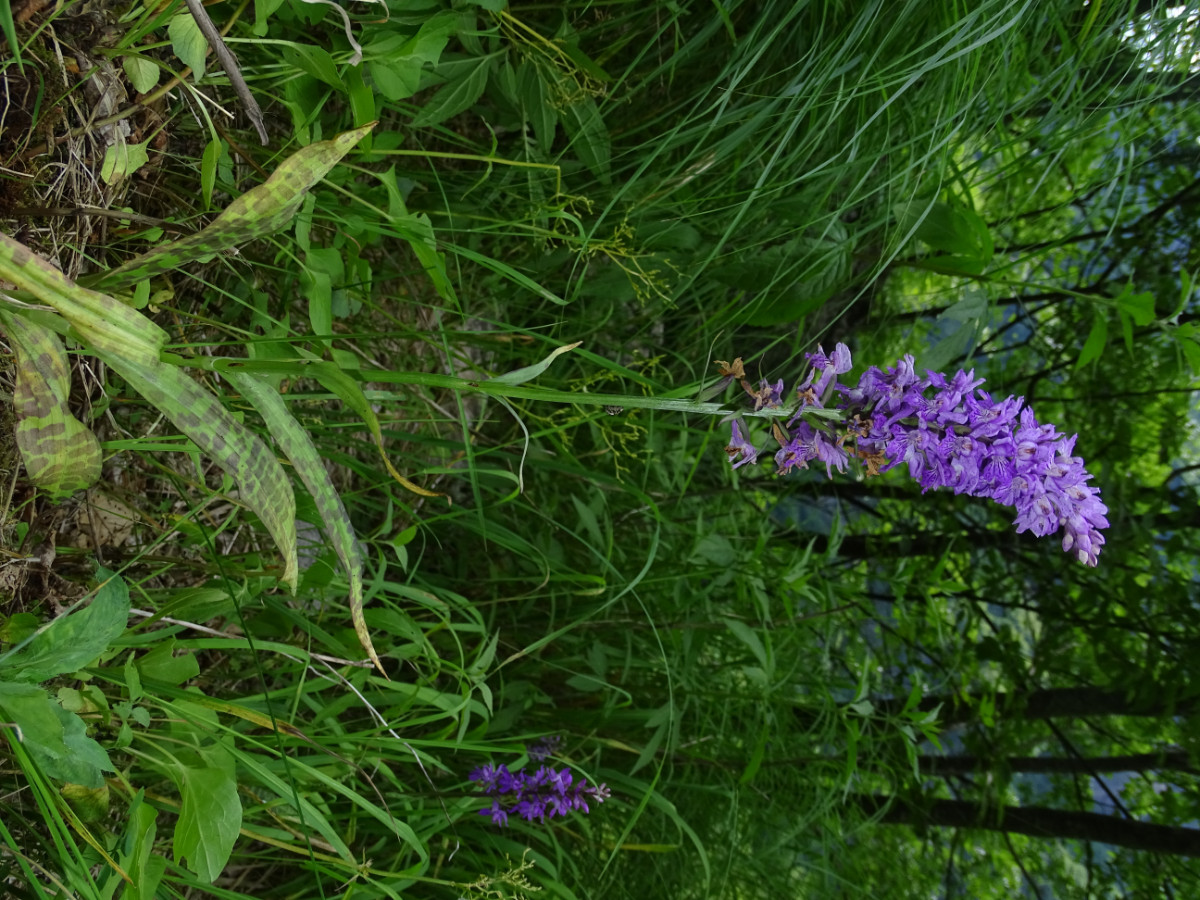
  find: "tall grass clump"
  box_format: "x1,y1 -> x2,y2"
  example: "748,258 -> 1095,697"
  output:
1,0 -> 1196,897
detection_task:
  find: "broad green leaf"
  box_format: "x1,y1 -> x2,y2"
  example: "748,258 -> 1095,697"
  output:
560,39 -> 612,84
364,12 -> 456,101
156,587 -> 234,623
121,55 -> 160,94
0,682 -> 114,788
279,42 -> 342,89
309,362 -> 449,501
0,569 -> 129,683
1174,269 -> 1194,320
168,13 -> 207,79
739,727 -> 768,785
253,0 -> 288,35
1182,335 -> 1200,374
516,60 -> 557,151
920,323 -> 974,375
376,182 -> 457,303
906,253 -> 988,277
100,140 -> 151,185
200,138 -> 221,208
906,201 -> 993,263
406,212 -> 457,302
1076,311 -> 1109,369
411,58 -> 490,128
368,58 -> 423,102
632,702 -> 672,774
173,765 -> 241,883
342,65 -> 377,146
741,289 -> 828,327
940,293 -> 989,323
0,613 -> 39,645
301,246 -> 343,340
60,782 -> 110,823
722,617 -> 769,671
100,353 -> 299,591
135,640 -> 200,686
87,124 -> 376,293
114,791 -> 166,900
488,341 -> 583,385
226,372 -> 383,675
1115,286 -> 1156,326
0,310 -> 101,498
49,697 -> 116,788
1119,310 -> 1135,355
561,96 -> 611,184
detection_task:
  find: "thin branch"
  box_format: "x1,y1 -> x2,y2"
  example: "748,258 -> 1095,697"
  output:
180,0 -> 269,145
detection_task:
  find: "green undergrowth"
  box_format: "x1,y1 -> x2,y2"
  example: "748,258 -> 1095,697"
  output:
1,0 -> 1198,897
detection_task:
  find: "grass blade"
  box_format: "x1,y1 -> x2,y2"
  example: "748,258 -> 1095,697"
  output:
311,362 -> 448,502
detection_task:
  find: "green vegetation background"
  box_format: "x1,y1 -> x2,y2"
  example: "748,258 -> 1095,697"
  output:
0,0 -> 1198,897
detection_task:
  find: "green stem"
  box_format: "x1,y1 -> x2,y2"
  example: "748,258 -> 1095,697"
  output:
167,353 -> 806,419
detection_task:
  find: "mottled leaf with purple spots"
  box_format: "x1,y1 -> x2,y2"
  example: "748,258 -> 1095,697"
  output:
0,311 -> 101,498
85,124 -> 376,293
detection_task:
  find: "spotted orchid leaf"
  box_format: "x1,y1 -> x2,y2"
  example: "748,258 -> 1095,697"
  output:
85,123 -> 376,293
0,233 -> 166,365
0,310 -> 101,498
0,233 -> 298,591
99,354 -> 299,591
226,371 -> 383,674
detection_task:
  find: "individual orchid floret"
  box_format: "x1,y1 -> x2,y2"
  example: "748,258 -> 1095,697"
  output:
702,358 -> 748,401
748,378 -> 786,411
775,421 -> 850,478
799,342 -> 854,402
725,420 -> 759,469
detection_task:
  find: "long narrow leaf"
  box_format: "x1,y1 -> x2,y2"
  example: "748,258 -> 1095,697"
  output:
0,234 -> 298,590
488,340 -> 582,385
87,124 -> 376,293
226,372 -> 383,674
0,233 -> 166,365
311,362 -> 448,502
103,356 -> 299,591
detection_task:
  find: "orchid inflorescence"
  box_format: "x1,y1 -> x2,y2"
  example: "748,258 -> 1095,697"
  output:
470,738 -> 609,828
720,344 -> 1109,566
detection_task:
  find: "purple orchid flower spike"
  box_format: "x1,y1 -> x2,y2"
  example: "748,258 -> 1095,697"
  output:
719,345 -> 1109,565
470,752 -> 610,828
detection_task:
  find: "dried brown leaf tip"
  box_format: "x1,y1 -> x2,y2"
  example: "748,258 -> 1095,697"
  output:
715,358 -> 745,379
